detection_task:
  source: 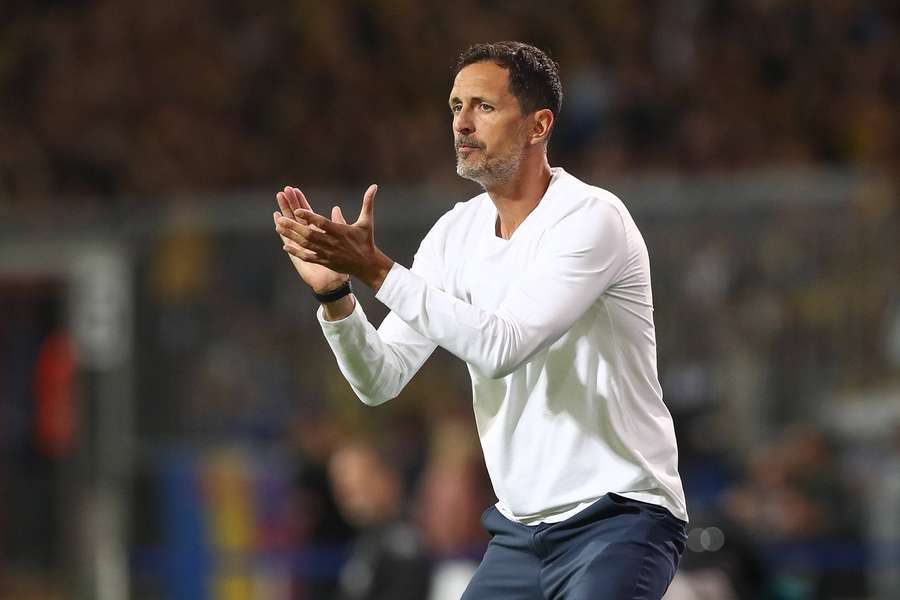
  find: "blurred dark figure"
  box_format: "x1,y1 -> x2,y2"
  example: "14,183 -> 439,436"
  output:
724,426 -> 866,599
665,511 -> 768,600
290,414 -> 355,599
415,417 -> 489,600
328,441 -> 432,600
0,286 -> 74,599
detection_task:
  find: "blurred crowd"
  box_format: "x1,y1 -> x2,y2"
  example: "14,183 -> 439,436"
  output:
1,0 -> 899,203
116,170 -> 895,597
2,1 -> 900,599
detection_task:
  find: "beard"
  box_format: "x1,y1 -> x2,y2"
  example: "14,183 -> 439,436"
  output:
455,138 -> 525,189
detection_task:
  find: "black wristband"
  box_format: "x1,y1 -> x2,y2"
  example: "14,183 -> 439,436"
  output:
313,280 -> 352,303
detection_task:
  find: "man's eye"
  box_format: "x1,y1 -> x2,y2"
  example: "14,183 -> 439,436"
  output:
479,103 -> 493,112
451,104 -> 462,113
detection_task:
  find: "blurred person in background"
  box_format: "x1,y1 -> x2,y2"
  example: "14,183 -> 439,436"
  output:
664,511 -> 767,600
287,411 -> 355,598
328,440 -> 431,600
274,41 -> 687,599
415,417 -> 490,600
723,426 -> 865,599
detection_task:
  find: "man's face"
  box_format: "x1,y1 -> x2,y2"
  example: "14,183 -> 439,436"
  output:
328,446 -> 396,527
449,61 -> 531,187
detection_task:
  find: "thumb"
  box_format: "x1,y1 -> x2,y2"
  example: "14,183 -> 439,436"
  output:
356,184 -> 378,225
331,205 -> 347,225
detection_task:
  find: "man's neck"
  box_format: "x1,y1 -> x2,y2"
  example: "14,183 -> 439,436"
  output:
485,157 -> 553,240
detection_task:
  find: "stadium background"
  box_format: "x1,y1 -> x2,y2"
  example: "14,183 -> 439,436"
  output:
1,1 -> 899,599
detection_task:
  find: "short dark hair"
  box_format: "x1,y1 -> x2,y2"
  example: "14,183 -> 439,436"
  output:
454,41 -> 563,117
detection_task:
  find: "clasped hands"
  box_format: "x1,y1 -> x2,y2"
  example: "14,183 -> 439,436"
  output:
274,184 -> 394,293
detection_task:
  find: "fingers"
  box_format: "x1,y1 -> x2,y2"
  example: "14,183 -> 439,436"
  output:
276,215 -> 328,249
357,183 -> 378,225
275,187 -> 321,263
283,241 -> 331,267
332,206 -> 347,225
276,186 -> 314,220
273,211 -> 294,244
282,240 -> 318,262
293,208 -> 337,233
283,186 -> 301,215
293,187 -> 313,211
276,191 -> 293,219
274,210 -> 308,235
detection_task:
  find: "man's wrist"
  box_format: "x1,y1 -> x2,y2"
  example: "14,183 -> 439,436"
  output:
322,294 -> 355,321
356,250 -> 394,292
313,279 -> 352,303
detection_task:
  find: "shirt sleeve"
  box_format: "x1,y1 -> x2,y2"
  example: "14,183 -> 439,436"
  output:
318,230 -> 442,406
375,198 -> 629,379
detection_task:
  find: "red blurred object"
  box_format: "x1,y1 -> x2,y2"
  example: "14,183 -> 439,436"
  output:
33,333 -> 78,459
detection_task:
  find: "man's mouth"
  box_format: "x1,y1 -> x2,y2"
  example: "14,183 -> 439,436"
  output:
456,138 -> 484,151
456,143 -> 483,155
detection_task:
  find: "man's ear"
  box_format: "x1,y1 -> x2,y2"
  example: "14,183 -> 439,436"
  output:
529,109 -> 554,146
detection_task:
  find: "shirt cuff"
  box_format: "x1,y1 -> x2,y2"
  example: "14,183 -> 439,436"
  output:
375,261 -> 410,308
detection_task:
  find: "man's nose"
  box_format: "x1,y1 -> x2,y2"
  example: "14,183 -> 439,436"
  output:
454,109 -> 475,135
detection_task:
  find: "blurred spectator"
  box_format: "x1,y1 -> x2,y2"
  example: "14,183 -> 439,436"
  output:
725,427 -> 860,543
665,510 -> 767,600
415,417 -> 489,600
723,426 -> 866,598
328,440 -> 432,600
289,413 -> 355,599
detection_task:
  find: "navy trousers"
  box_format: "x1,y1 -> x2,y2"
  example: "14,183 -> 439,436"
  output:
461,493 -> 686,600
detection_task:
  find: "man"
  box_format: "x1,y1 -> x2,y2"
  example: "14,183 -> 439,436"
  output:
328,441 -> 432,600
273,41 -> 688,599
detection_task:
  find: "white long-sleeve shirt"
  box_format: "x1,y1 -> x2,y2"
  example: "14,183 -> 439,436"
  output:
318,167 -> 688,524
